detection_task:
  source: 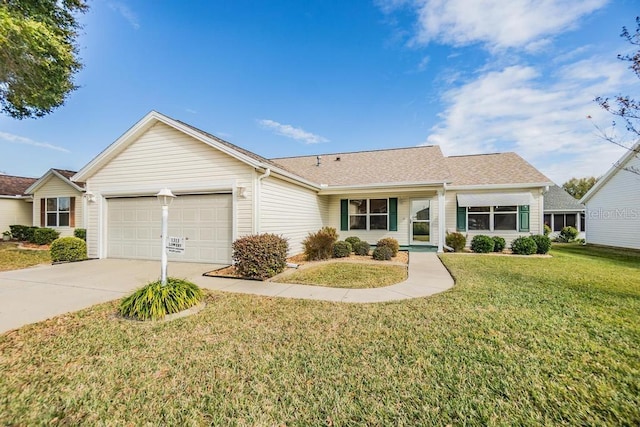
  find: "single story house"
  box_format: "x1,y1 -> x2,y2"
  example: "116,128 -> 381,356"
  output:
543,185 -> 585,239
0,174 -> 36,234
70,111 -> 553,264
580,143 -> 640,250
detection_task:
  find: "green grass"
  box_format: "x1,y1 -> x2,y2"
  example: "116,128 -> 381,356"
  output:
0,244 -> 638,425
0,242 -> 50,271
274,263 -> 408,288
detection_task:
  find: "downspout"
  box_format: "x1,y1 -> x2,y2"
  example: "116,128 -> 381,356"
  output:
254,168 -> 271,234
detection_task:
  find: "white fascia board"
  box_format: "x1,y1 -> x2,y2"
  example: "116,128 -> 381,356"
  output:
447,182 -> 552,191
0,195 -> 31,199
318,181 -> 448,195
97,182 -> 236,198
544,208 -> 585,213
580,141 -> 640,204
265,168 -> 321,191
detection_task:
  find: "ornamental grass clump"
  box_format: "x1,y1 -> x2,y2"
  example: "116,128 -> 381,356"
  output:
119,278 -> 203,321
470,235 -> 495,253
232,234 -> 289,280
50,236 -> 86,262
303,227 -> 338,261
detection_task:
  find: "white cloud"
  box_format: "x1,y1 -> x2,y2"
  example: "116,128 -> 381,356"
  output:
258,119 -> 329,144
424,57 -> 638,183
0,132 -> 70,153
380,0 -> 608,51
108,2 -> 140,29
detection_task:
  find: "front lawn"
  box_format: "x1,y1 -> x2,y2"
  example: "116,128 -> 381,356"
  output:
0,244 -> 638,425
0,242 -> 51,271
274,263 -> 408,288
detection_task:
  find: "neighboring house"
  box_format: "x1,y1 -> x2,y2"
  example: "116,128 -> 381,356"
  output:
72,111 -> 553,264
24,169 -> 85,237
543,185 -> 585,239
0,174 -> 36,235
580,143 -> 640,250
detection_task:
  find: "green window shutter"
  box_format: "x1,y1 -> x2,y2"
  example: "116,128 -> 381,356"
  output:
519,205 -> 530,232
340,199 -> 348,231
389,198 -> 398,231
456,205 -> 466,231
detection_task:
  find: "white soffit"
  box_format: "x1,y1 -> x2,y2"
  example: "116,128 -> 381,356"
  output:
457,192 -> 533,207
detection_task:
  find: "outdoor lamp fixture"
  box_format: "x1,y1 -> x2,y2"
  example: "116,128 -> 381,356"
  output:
156,188 -> 176,286
84,191 -> 96,203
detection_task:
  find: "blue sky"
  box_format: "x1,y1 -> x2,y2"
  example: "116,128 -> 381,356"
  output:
1,0 -> 638,184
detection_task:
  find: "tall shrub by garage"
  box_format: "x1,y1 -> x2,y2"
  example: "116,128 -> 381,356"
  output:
232,234 -> 289,280
50,237 -> 87,262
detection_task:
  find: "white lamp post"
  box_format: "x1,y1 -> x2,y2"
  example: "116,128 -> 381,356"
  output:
156,188 -> 176,286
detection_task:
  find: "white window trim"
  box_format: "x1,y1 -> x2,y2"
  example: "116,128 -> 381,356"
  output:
348,198 -> 389,231
466,206 -> 518,232
45,196 -> 71,228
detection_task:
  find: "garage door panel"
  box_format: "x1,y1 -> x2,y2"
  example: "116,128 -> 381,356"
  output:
107,194 -> 232,264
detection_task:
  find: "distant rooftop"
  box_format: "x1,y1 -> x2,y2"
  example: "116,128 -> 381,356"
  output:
543,185 -> 584,211
0,174 -> 37,196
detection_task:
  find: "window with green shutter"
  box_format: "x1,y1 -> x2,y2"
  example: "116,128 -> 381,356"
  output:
518,205 -> 530,232
340,199 -> 348,231
456,205 -> 467,231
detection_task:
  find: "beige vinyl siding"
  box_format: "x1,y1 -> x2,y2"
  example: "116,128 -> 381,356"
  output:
0,198 -> 32,232
33,175 -> 84,237
445,189 -> 544,246
325,190 -> 440,247
259,176 -> 328,255
85,122 -> 255,258
584,155 -> 640,249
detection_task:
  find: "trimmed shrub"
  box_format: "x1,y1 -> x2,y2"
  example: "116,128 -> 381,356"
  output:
558,226 -> 579,242
74,228 -> 87,241
24,226 -> 38,243
303,227 -> 338,261
232,233 -> 288,280
344,236 -> 361,250
492,236 -> 506,252
376,237 -> 399,257
445,232 -> 466,252
33,228 -> 60,245
531,234 -> 552,254
353,240 -> 371,256
544,224 -> 552,236
333,240 -> 352,258
119,278 -> 203,321
50,236 -> 87,262
511,236 -> 538,255
470,235 -> 495,253
9,225 -> 29,241
372,245 -> 393,261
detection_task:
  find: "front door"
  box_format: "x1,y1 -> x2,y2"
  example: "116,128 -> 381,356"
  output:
410,199 -> 431,245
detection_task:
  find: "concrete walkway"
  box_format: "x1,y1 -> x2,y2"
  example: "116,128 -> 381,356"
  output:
192,252 -> 454,303
0,253 -> 454,333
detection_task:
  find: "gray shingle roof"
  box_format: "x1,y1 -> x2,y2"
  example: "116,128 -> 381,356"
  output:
0,174 -> 37,196
543,185 -> 584,211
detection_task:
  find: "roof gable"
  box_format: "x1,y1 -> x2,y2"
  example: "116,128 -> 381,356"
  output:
25,168 -> 83,194
581,142 -> 640,203
0,174 -> 37,196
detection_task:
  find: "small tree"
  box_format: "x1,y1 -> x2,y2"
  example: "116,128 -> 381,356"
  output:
562,177 -> 598,200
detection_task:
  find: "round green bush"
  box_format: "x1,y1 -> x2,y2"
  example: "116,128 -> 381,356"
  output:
232,233 -> 289,279
353,240 -> 370,256
50,236 -> 87,262
372,245 -> 393,261
74,228 -> 87,241
344,236 -> 361,250
544,224 -> 552,236
470,235 -> 495,253
445,232 -> 466,252
559,226 -> 579,242
531,234 -> 552,254
333,240 -> 352,258
119,278 -> 203,321
33,227 -> 60,245
376,237 -> 399,256
492,236 -> 506,252
511,236 -> 538,255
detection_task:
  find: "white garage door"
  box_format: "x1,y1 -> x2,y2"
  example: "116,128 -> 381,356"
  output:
107,194 -> 232,264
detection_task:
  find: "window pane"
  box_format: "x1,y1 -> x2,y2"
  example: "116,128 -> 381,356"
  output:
553,214 -> 565,231
46,198 -> 57,211
495,213 -> 516,230
544,214 -> 551,228
349,199 -> 367,215
581,213 -> 585,231
370,215 -> 387,230
59,213 -> 70,227
47,213 -> 58,227
58,197 -> 70,211
468,206 -> 490,212
412,222 -> 430,241
494,205 -> 517,212
468,214 -> 490,230
350,215 -> 366,230
370,199 -> 387,214
566,214 -> 576,228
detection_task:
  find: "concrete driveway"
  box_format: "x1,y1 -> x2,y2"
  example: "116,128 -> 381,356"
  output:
0,259 -> 221,334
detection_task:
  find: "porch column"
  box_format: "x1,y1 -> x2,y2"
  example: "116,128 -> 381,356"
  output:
437,188 -> 445,253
